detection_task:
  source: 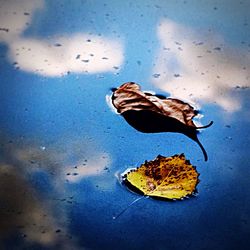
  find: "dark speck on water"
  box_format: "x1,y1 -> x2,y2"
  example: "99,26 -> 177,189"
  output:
0,28 -> 9,32
54,43 -> 62,47
153,73 -> 160,78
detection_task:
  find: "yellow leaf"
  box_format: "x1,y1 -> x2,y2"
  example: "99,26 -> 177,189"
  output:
124,154 -> 199,200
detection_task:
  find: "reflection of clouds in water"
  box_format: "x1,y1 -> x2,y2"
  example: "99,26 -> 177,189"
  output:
65,152 -> 110,183
8,35 -> 124,77
0,0 -> 44,42
152,19 -> 250,112
0,163 -> 66,246
0,135 -> 111,248
0,0 -> 124,76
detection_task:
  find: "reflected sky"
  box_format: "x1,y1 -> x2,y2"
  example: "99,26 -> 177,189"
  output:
0,0 -> 250,249
152,18 -> 250,111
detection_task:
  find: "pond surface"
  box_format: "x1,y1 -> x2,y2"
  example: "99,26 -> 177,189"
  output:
0,1 -> 250,249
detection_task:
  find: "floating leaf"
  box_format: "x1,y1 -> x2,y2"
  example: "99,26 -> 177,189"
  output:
124,154 -> 199,200
111,82 -> 213,161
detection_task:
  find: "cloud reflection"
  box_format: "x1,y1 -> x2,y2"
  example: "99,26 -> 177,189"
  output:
0,0 -> 44,42
64,152 -> 110,183
0,135 -> 111,248
152,19 -> 250,112
0,0 -> 124,76
0,163 -> 64,246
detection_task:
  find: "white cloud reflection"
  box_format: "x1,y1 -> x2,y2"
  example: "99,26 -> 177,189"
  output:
152,19 -> 250,112
0,0 -> 124,76
64,152 -> 110,183
0,0 -> 44,42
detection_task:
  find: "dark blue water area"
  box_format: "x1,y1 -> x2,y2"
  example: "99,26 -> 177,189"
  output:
1,0 -> 250,249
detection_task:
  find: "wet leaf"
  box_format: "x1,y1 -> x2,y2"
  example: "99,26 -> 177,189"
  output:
111,82 -> 213,161
124,154 -> 199,200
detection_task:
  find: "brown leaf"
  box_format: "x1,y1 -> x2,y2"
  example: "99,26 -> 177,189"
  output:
111,82 -> 213,161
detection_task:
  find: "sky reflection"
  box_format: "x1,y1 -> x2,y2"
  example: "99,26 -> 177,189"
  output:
152,19 -> 250,112
0,135 -> 112,249
0,0 -> 123,76
0,0 -> 250,249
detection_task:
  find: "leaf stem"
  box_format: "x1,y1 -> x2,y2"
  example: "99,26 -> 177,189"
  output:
196,121 -> 213,129
112,196 -> 146,220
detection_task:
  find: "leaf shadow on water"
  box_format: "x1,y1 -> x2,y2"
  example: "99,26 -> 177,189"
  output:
110,82 -> 213,161
121,109 -> 213,161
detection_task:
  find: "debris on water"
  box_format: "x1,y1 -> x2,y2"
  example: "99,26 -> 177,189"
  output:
195,42 -> 204,46
40,146 -> 46,151
76,54 -> 80,59
0,28 -> 9,32
54,43 -> 62,47
104,166 -> 109,171
235,85 -> 249,90
213,47 -> 221,51
102,57 -> 109,60
152,73 -> 160,78
174,74 -> 181,77
82,59 -> 89,63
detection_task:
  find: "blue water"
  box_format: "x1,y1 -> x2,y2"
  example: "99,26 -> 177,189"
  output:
0,1 -> 250,249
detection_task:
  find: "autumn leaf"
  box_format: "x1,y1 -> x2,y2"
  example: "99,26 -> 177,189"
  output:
123,154 -> 199,200
111,82 -> 213,161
